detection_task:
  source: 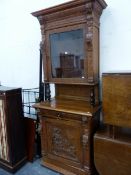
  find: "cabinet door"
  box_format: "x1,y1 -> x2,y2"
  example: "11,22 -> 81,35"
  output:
41,117 -> 83,167
0,99 -> 10,162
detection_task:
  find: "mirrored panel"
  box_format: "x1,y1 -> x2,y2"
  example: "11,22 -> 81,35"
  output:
50,29 -> 85,78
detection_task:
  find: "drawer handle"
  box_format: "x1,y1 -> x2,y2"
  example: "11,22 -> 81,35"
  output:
57,113 -> 61,120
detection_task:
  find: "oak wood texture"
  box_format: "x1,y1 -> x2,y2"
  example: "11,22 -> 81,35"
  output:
102,73 -> 131,128
34,98 -> 101,116
55,84 -> 99,104
0,86 -> 26,173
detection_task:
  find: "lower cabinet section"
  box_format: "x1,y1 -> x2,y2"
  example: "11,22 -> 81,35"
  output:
38,108 -> 100,175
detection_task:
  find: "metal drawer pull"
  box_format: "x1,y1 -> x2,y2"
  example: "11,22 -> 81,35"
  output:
57,113 -> 61,120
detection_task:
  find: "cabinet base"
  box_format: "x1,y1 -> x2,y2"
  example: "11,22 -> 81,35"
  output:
43,161 -> 76,175
41,159 -> 97,175
0,156 -> 27,173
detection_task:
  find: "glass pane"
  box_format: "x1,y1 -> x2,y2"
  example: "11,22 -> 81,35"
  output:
50,29 -> 85,78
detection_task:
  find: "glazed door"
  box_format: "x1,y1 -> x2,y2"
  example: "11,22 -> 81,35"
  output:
0,99 -> 10,162
42,117 -> 84,168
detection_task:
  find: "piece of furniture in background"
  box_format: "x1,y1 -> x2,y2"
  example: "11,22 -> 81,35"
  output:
94,73 -> 131,175
24,117 -> 36,162
22,88 -> 42,161
32,0 -> 107,174
0,86 -> 26,173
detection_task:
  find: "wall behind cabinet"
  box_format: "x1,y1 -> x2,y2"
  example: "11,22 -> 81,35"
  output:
0,0 -> 131,88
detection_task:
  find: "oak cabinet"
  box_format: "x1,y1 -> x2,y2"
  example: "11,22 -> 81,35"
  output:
0,86 -> 26,173
32,0 -> 107,174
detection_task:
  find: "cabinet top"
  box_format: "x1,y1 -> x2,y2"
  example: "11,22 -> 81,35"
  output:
32,0 -> 107,17
0,86 -> 21,92
34,98 -> 101,116
103,72 -> 131,76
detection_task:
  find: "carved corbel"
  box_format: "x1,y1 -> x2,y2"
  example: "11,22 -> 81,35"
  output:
85,2 -> 93,14
86,18 -> 93,48
86,33 -> 93,46
37,15 -> 44,25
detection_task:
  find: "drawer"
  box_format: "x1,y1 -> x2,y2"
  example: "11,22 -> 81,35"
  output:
39,109 -> 89,123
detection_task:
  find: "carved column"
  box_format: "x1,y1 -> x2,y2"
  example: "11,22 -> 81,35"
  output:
86,2 -> 94,83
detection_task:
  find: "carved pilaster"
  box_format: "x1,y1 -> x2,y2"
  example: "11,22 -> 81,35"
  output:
82,116 -> 90,168
40,23 -> 48,81
85,3 -> 94,83
82,129 -> 89,147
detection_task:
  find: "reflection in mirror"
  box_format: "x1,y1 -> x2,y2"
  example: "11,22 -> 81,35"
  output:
50,29 -> 85,78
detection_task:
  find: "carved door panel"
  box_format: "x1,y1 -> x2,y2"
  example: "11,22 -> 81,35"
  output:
43,117 -> 83,166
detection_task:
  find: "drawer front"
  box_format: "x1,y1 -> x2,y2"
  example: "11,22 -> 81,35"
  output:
39,109 -> 89,123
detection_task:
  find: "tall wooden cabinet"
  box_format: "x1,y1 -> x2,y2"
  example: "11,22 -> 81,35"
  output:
0,86 -> 26,172
32,0 -> 107,174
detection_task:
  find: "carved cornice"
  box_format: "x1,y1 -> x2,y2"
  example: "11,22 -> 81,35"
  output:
85,2 -> 93,14
36,5 -> 85,26
32,0 -> 107,26
32,0 -> 107,18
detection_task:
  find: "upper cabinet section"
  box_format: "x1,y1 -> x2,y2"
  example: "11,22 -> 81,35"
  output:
32,0 -> 107,84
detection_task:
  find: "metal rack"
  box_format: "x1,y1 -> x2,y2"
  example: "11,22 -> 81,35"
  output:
22,88 -> 39,119
22,87 -> 42,158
